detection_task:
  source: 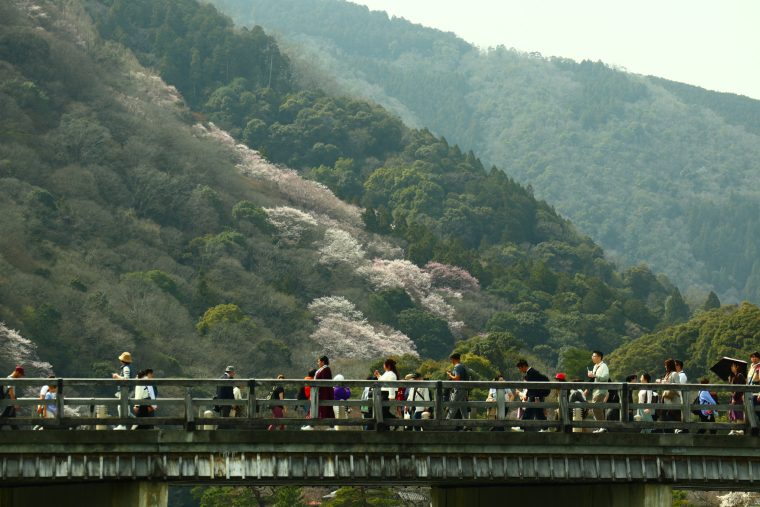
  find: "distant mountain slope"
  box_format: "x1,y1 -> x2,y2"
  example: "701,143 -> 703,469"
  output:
1,0 -> 680,377
211,0 -> 760,303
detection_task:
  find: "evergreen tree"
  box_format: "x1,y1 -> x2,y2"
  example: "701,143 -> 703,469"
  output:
664,288 -> 690,325
703,291 -> 721,311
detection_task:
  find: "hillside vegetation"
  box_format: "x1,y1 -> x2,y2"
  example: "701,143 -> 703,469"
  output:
1,0 -> 688,381
211,0 -> 760,304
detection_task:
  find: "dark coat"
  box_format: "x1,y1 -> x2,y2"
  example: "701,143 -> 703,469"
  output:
315,366 -> 335,419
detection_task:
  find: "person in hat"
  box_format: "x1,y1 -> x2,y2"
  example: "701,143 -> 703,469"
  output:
111,352 -> 133,380
1,366 -> 25,429
216,366 -> 236,419
111,352 -> 133,426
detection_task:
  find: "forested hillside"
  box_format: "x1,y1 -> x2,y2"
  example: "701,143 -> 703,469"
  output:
0,0 -> 684,379
210,0 -> 760,304
608,302 -> 760,381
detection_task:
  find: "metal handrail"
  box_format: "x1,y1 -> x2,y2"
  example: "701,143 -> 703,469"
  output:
1,378 -> 757,433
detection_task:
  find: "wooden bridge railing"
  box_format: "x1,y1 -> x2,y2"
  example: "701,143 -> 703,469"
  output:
1,378 -> 758,433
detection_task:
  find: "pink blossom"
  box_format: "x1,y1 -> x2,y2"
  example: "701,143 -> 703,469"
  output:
263,206 -> 318,245
0,323 -> 54,377
424,262 -> 480,291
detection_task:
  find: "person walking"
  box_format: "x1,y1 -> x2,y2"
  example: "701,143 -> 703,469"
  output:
586,350 -> 609,424
446,353 -> 470,429
133,369 -> 156,430
333,374 -> 351,430
315,356 -> 335,423
268,374 -> 286,431
659,358 -> 682,432
216,365 -> 236,419
374,358 -> 398,429
636,373 -> 654,433
1,366 -> 25,429
728,361 -> 746,435
516,359 -> 548,431
405,372 -> 430,431
695,379 -> 717,434
111,352 -> 133,428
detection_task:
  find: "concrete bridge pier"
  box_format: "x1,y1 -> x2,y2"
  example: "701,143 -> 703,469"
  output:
0,482 -> 168,507
432,483 -> 672,507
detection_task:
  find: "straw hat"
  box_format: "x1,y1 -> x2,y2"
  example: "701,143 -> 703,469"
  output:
118,352 -> 132,363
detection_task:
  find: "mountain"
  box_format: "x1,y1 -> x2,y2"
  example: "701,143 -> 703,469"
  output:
209,0 -> 760,304
0,0 -> 682,380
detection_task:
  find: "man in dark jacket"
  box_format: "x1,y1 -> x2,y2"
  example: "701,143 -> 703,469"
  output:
217,365 -> 235,418
517,359 -> 548,430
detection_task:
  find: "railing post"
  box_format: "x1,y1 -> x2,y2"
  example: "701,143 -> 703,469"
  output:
743,387 -> 758,433
184,388 -> 195,431
119,383 -> 129,421
372,383 -> 383,429
435,381 -> 444,424
680,387 -> 690,424
496,387 -> 506,421
558,388 -> 570,432
620,383 -> 629,423
248,379 -> 256,420
309,381 -> 318,422
55,378 -> 64,428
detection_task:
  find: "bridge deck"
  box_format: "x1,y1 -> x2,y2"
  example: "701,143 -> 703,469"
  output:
1,430 -> 758,490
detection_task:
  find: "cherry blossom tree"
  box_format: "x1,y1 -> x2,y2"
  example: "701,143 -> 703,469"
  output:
308,297 -> 417,359
263,206 -> 318,245
0,323 -> 53,376
318,229 -> 366,267
425,262 -> 480,291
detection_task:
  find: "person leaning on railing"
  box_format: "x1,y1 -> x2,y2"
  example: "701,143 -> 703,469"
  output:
1,366 -> 25,430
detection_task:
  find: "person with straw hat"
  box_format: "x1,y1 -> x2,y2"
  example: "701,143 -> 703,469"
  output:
112,352 -> 133,427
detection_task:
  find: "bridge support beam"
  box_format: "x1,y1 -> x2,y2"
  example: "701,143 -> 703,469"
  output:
0,482 -> 167,507
431,483 -> 672,507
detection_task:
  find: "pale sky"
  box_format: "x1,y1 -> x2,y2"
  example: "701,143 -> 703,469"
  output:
352,0 -> 760,100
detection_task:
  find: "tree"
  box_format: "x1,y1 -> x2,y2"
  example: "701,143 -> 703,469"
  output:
664,288 -> 690,325
703,291 -> 721,311
323,487 -> 397,507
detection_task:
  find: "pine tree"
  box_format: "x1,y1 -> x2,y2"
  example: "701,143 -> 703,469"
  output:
702,291 -> 721,311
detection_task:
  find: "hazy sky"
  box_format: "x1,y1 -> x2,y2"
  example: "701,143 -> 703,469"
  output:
352,0 -> 760,100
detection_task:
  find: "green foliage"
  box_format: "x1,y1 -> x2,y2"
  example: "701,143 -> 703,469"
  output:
323,487 -> 397,507
192,486 -> 258,507
213,0 -> 760,304
272,486 -> 306,507
703,291 -> 721,311
663,288 -> 690,325
608,302 -> 760,380
196,304 -> 250,334
397,309 -> 454,359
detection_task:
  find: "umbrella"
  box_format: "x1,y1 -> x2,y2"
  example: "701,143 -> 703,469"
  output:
710,357 -> 747,381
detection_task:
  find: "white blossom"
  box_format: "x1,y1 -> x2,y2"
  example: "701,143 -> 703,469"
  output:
718,492 -> 760,507
263,206 -> 318,245
196,124 -> 362,226
358,258 -> 432,300
308,296 -> 364,321
308,297 -> 417,359
0,323 -> 53,377
318,229 -> 366,267
311,315 -> 417,359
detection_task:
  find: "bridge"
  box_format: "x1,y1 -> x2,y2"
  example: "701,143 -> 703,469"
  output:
1,378 -> 758,507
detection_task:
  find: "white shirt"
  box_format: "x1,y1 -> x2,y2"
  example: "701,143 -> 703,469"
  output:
678,371 -> 687,384
407,385 -> 431,413
377,370 -> 397,399
487,387 -> 513,400
592,361 -> 609,396
637,388 -> 653,414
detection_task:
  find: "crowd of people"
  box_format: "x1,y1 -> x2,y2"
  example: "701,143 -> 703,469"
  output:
2,350 -> 759,434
